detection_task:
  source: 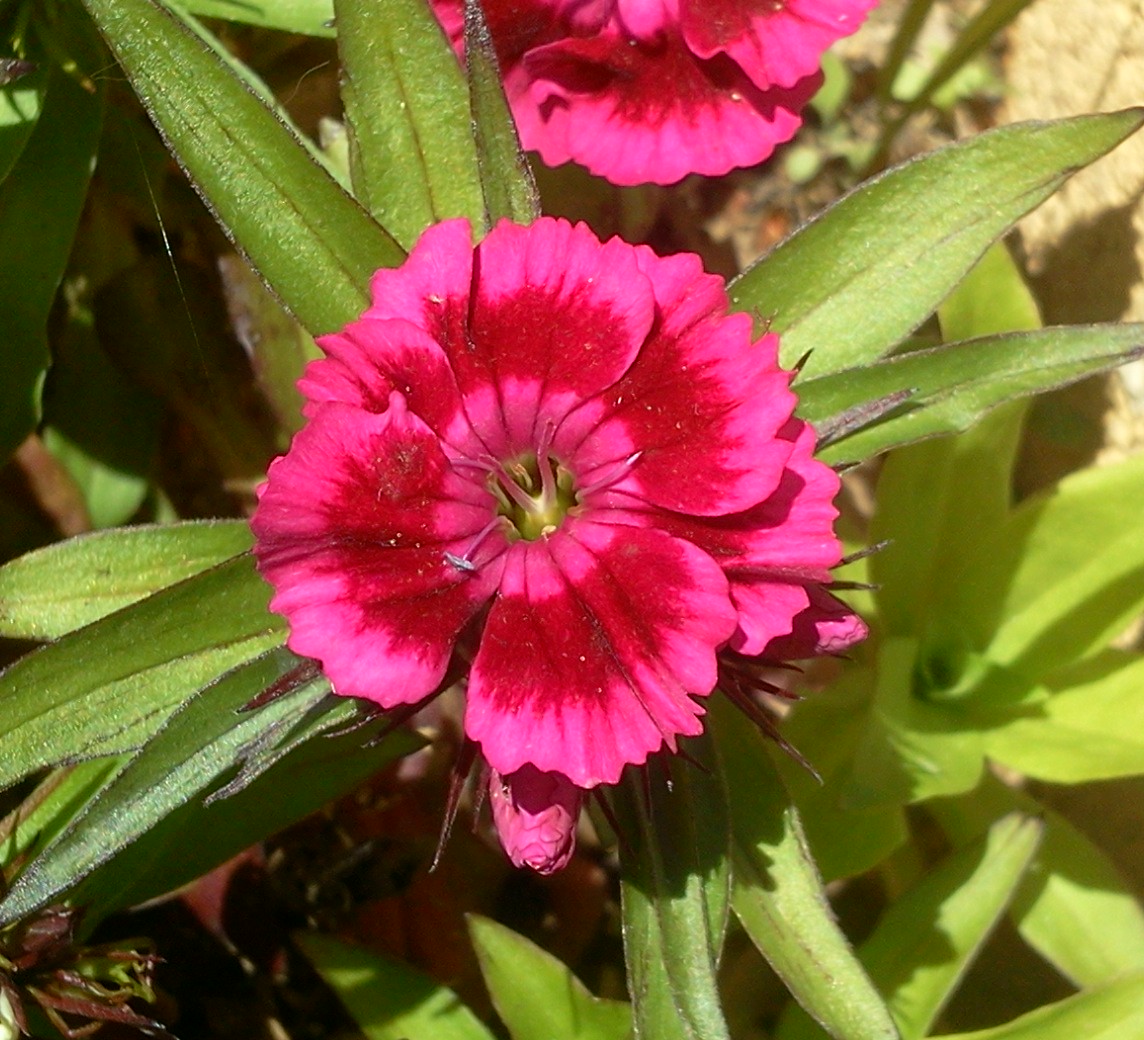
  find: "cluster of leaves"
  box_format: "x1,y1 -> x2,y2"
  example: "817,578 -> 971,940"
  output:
1,0 -> 1143,1037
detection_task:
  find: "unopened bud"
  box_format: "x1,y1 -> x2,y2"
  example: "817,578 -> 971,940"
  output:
488,765 -> 584,875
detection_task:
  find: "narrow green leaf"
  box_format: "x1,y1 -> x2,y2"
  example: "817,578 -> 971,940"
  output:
933,973 -> 1144,1040
76,703 -> 418,922
859,815 -> 1040,1040
1015,804 -> 1144,987
81,0 -> 404,335
612,735 -> 731,1040
800,324 -> 1143,464
900,0 -> 1036,114
0,61 -> 44,184
728,110 -> 1144,377
875,0 -> 936,101
0,41 -> 103,460
178,0 -> 335,36
0,555 -> 281,793
3,650 -> 418,923
776,815 -> 1041,1040
296,931 -> 497,1040
0,521 -> 253,639
463,0 -> 540,227
217,254 -> 316,439
0,759 -> 124,873
771,668 -> 909,884
336,0 -> 484,250
0,647 -> 298,920
469,916 -> 632,1040
41,302 -> 162,528
712,699 -> 899,1040
935,237 -> 1041,342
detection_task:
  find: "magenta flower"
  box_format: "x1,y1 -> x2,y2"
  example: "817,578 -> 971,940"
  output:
431,0 -> 877,185
251,217 -> 863,868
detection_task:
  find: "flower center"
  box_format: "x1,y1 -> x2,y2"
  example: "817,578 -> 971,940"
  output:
493,453 -> 576,541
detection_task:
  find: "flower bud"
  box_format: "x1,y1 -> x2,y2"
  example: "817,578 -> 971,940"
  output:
488,765 -> 584,875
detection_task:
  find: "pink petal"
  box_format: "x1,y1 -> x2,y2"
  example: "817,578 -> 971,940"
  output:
252,395 -> 504,707
465,518 -> 736,787
459,218 -> 657,452
682,0 -> 876,91
632,421 -> 845,653
613,0 -> 680,39
488,764 -> 584,874
563,253 -> 798,516
761,585 -> 868,659
363,218 -> 657,457
726,579 -> 810,654
523,30 -> 817,184
302,318 -> 480,455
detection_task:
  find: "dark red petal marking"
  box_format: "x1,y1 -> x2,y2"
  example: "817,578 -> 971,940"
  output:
564,251 -> 798,516
252,396 -> 503,707
465,518 -> 736,787
303,318 -> 479,454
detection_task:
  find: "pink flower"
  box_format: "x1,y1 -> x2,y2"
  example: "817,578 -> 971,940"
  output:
431,0 -> 877,185
251,216 -> 863,869
488,765 -> 584,874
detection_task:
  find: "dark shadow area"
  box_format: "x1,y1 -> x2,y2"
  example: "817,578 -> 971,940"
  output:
1024,199 -> 1142,326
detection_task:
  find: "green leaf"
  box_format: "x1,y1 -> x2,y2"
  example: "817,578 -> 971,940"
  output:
217,254 -> 316,439
463,0 -> 540,227
771,669 -> 909,883
94,256 -> 280,481
982,652 -> 1144,783
469,916 -> 632,1040
933,973 -> 1144,1040
295,931 -> 497,1040
712,699 -> 899,1040
0,40 -> 104,461
0,759 -> 124,873
0,554 -> 281,793
861,814 -> 1040,1040
76,703 -> 418,922
0,61 -> 44,184
936,239 -> 1041,341
1013,801 -> 1144,987
41,301 -> 163,529
0,647 -> 295,919
612,735 -> 731,1040
865,243 -> 1036,641
335,0 -> 485,250
0,521 -> 253,639
931,451 -> 1144,677
178,0 -> 335,36
728,110 -> 1144,377
931,777 -> 1144,989
776,815 -> 1040,1040
1,648 -> 419,923
897,0 -> 1037,114
81,0 -> 404,336
800,324 -> 1142,464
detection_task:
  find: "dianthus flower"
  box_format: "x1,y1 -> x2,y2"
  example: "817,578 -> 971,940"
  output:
251,217 -> 864,872
430,0 -> 877,184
